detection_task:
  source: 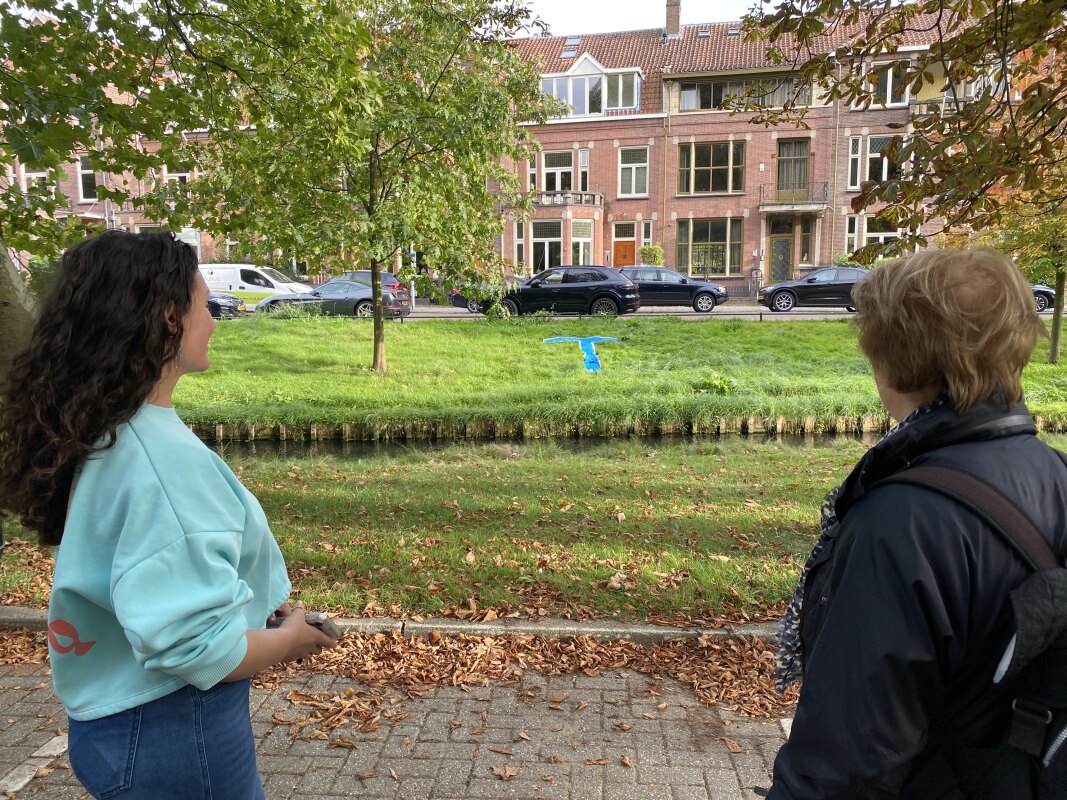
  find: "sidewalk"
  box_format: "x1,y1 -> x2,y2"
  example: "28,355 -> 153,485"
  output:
0,610 -> 790,800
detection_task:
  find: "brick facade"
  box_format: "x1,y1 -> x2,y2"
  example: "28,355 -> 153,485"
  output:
506,6 -> 945,294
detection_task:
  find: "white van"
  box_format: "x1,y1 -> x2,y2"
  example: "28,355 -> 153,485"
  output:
198,263 -> 311,295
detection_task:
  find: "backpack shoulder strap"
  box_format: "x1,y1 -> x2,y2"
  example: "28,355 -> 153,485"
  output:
874,465 -> 1059,572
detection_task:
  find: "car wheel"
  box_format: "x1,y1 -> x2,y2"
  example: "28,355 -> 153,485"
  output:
693,293 -> 716,313
501,298 -> 520,317
590,297 -> 620,316
466,299 -> 480,314
1035,293 -> 1049,312
771,291 -> 796,312
355,301 -> 373,317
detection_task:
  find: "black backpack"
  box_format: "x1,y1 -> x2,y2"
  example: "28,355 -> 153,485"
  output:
878,462 -> 1067,799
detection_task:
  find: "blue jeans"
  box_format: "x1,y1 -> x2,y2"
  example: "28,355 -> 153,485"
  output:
67,679 -> 264,800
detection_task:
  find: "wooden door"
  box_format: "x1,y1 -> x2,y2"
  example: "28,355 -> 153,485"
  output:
613,241 -> 636,267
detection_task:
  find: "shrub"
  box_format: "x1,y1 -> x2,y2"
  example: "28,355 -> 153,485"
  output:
640,244 -> 665,266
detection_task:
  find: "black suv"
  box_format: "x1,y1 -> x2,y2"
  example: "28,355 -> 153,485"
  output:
757,267 -> 870,312
485,266 -> 640,316
620,267 -> 728,312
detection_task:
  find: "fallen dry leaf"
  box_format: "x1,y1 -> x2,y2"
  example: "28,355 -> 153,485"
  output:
491,764 -> 518,781
488,746 -> 513,756
585,758 -> 609,765
719,736 -> 743,754
620,755 -> 633,768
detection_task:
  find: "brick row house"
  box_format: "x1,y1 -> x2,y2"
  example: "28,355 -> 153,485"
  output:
504,0 -> 950,294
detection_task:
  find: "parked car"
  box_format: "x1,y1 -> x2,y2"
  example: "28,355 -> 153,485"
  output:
450,276 -> 523,313
208,292 -> 245,319
199,263 -> 311,296
619,267 -> 728,312
337,270 -> 408,292
757,267 -> 870,312
255,279 -> 410,318
482,266 -> 640,316
1033,284 -> 1056,312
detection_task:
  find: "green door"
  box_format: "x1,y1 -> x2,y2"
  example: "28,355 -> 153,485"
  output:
770,237 -> 793,282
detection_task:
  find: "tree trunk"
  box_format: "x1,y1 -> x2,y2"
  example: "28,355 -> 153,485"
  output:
0,245 -> 38,385
1050,269 -> 1065,365
371,259 -> 387,373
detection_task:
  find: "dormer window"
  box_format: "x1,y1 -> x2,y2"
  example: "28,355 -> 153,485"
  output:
605,73 -> 640,109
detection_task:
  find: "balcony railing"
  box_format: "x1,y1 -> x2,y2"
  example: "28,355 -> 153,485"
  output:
757,181 -> 829,207
532,190 -> 604,207
912,96 -> 973,117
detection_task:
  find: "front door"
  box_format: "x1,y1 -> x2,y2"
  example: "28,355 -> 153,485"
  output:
769,217 -> 795,282
613,240 -> 636,267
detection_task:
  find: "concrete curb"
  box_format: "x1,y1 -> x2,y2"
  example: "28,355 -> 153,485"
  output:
1,605 -> 778,645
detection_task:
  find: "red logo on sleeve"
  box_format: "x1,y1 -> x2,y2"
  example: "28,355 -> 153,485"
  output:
47,620 -> 96,656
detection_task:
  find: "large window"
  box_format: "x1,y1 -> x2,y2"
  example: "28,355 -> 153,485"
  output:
619,147 -> 648,196
861,62 -> 909,107
540,74 -> 606,116
543,151 -> 573,192
847,135 -> 905,190
571,220 -> 593,264
605,73 -> 639,109
21,165 -> 50,192
678,142 -> 744,194
676,218 -> 743,276
846,215 -> 902,253
78,155 -> 98,202
532,220 -> 563,271
679,75 -> 811,111
777,139 -> 810,200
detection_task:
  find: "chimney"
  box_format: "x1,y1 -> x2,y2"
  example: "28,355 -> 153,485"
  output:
666,0 -> 680,38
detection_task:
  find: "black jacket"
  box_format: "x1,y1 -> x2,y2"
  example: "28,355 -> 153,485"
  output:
768,398 -> 1067,799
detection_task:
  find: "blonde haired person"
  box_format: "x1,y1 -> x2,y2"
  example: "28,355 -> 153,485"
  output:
767,248 -> 1067,799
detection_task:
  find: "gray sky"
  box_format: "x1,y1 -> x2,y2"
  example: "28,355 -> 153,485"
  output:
522,0 -> 763,37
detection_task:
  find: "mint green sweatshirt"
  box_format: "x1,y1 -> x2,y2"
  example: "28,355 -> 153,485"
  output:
48,404 -> 291,721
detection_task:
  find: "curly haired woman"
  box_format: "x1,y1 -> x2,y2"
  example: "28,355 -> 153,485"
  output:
0,230 -> 338,799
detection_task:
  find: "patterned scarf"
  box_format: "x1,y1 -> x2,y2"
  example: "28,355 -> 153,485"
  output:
773,395 -> 949,693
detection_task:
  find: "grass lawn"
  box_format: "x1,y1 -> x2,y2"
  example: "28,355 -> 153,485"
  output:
5,434 -> 1066,621
175,315 -> 1067,438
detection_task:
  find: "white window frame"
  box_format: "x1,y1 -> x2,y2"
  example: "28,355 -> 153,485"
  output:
515,220 -> 526,270
527,159 -> 537,192
542,151 -> 573,192
857,61 -> 910,108
571,220 -> 594,265
78,155 -> 98,202
532,220 -> 564,271
642,220 -> 653,246
618,147 -> 648,197
867,135 -> 904,184
20,164 -> 50,192
542,75 -> 604,117
163,166 -> 191,185
605,73 -> 640,110
578,149 -> 589,192
846,214 -> 903,252
847,137 -> 862,190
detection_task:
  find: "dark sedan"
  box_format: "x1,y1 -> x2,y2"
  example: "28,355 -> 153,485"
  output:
757,267 -> 870,312
484,266 -> 640,316
255,279 -> 410,318
208,292 -> 245,319
1033,284 -> 1056,312
620,267 -> 728,312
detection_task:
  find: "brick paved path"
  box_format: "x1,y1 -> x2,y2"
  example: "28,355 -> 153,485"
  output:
0,663 -> 790,799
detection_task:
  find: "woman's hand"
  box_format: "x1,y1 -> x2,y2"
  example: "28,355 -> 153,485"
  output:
276,602 -> 339,662
226,602 -> 339,681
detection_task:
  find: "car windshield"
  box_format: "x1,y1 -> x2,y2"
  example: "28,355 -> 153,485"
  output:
260,267 -> 298,283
